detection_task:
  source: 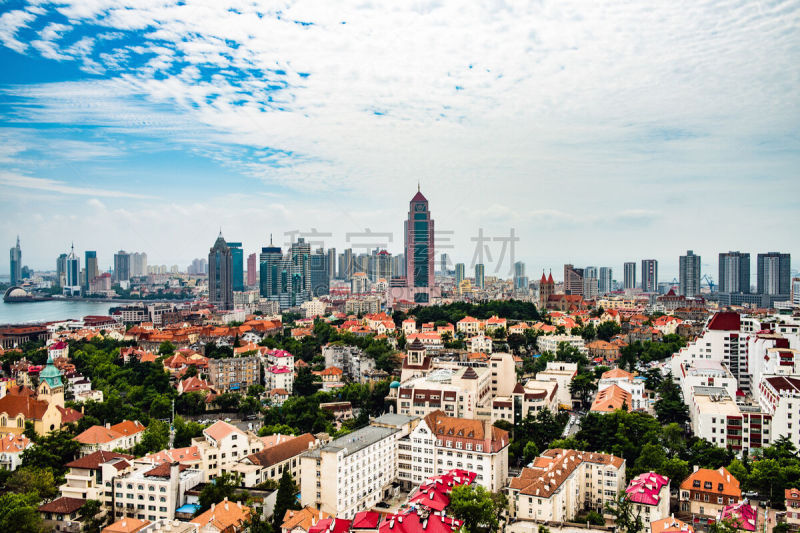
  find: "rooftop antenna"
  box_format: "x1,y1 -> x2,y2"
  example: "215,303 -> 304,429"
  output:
418,181 -> 421,192
270,233 -> 273,245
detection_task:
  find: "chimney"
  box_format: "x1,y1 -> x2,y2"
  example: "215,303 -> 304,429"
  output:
106,422 -> 111,429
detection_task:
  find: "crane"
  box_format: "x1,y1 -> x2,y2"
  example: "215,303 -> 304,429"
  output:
701,274 -> 715,292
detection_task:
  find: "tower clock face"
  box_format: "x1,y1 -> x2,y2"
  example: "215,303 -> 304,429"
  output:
415,203 -> 425,212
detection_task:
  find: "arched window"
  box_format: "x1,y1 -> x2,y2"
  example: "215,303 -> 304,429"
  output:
0,416 -> 6,426
17,416 -> 24,428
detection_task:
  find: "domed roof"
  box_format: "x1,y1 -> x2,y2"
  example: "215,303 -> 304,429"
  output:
390,381 -> 401,388
8,287 -> 28,298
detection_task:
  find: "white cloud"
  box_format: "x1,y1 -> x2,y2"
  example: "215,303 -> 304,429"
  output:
0,9 -> 38,53
0,172 -> 153,198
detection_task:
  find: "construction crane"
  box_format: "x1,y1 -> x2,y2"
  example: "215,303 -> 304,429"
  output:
701,274 -> 715,292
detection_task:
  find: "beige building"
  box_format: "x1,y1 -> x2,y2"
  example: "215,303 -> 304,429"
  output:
397,410 -> 509,492
207,356 -> 260,393
508,449 -> 626,522
535,361 -> 578,408
60,450 -> 134,505
396,365 -> 492,419
113,463 -> 203,523
299,416 -> 413,518
225,433 -> 318,487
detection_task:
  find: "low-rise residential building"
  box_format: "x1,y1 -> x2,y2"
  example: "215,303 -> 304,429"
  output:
396,366 -> 492,419
590,384 -> 631,413
785,488 -> 800,525
226,433 -> 317,487
191,421 -> 264,481
300,421 -> 405,518
74,421 -> 147,454
266,366 -> 294,394
190,498 -> 251,533
535,361 -> 578,408
281,506 -> 332,533
113,462 -> 203,523
0,432 -> 32,470
396,410 -> 508,492
719,502 -> 758,532
61,450 -> 134,503
207,356 -> 260,393
508,449 -> 626,522
598,368 -> 645,411
511,379 -> 559,419
38,496 -> 86,533
626,472 -> 671,532
537,335 -> 588,356
651,516 -> 695,533
679,467 -> 741,523
469,334 -> 493,354
457,316 -> 481,335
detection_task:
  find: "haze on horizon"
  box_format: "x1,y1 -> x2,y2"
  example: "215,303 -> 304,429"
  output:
0,0 -> 798,279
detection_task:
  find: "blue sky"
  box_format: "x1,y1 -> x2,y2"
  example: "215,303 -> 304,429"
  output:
1,0 -> 798,281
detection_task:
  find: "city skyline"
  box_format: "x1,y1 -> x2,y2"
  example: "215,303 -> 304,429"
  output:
0,1 -> 798,276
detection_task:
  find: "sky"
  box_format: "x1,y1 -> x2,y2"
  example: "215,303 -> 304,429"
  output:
0,0 -> 798,282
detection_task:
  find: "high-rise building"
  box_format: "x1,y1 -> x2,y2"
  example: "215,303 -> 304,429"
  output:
339,248 -> 354,280
513,261 -> 528,291
9,236 -> 21,286
582,266 -> 598,298
259,237 -> 285,301
679,250 -> 701,297
641,259 -> 658,293
623,262 -> 636,290
757,253 -> 791,296
370,250 -> 392,282
310,248 -> 329,297
227,242 -> 244,291
455,263 -> 465,290
56,253 -> 68,286
475,264 -> 485,289
326,248 -> 336,279
718,252 -> 750,294
563,264 -> 584,295
404,187 -> 435,303
598,267 -> 613,295
113,251 -> 131,283
440,253 -> 448,274
64,244 -> 81,295
792,277 -> 800,306
188,258 -> 207,275
208,232 -> 233,310
84,251 -> 98,288
392,253 -> 406,279
130,252 -> 148,277
290,238 -> 311,304
246,253 -> 257,287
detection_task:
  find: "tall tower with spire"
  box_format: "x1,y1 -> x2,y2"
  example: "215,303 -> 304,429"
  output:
9,236 -> 21,286
539,270 -> 555,310
404,186 -> 435,303
38,351 -> 64,408
208,231 -> 233,310
64,243 -> 81,296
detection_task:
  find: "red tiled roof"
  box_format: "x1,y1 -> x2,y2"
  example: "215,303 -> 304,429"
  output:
38,496 -> 85,514
66,450 -> 134,470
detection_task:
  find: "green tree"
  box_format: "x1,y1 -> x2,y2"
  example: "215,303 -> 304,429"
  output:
176,392 -> 207,415
173,416 -> 206,448
273,470 -> 299,529
655,375 -> 689,425
248,384 -> 266,397
448,484 -> 501,533
605,491 -> 644,533
597,321 -> 621,342
80,499 -> 104,533
245,513 -> 275,533
5,467 -> 57,500
632,442 -> 665,476
158,341 -> 176,355
523,441 -> 539,465
0,492 -> 43,533
659,457 -> 689,485
133,419 -> 170,456
239,396 -> 261,417
21,429 -> 81,479
198,472 -> 242,513
294,367 -> 318,397
570,372 -> 597,408
214,392 -> 242,412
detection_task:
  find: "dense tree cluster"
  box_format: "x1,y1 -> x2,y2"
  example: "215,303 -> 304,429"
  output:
402,300 -> 542,326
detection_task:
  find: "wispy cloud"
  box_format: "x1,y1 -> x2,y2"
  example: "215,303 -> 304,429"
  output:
0,172 -> 153,199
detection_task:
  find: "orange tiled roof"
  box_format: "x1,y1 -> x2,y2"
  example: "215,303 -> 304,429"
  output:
679,467 -> 741,498
190,498 -> 251,531
590,385 -> 632,413
282,506 -> 331,531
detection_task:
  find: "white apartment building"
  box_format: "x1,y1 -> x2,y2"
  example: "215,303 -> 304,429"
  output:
300,424 -> 401,518
508,449 -> 626,522
509,379 -> 559,420
598,368 -> 646,411
265,366 -> 294,394
189,421 -> 264,481
469,334 -> 493,354
688,386 -> 772,455
60,451 -> 134,505
322,344 -> 374,380
679,360 -> 738,409
758,376 -> 800,450
225,433 -> 318,487
537,335 -> 588,356
535,361 -> 578,408
489,352 -> 518,397
747,332 -> 800,400
113,463 -> 203,523
397,410 -> 509,492
396,366 -> 492,419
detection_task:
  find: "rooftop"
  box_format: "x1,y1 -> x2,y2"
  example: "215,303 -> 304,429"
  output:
303,425 -> 399,459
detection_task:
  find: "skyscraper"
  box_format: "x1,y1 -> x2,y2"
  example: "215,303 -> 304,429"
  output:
227,242 -> 244,291
113,251 -> 130,283
290,237 -> 311,304
392,253 -> 406,279
513,261 -> 528,290
340,248 -> 354,280
641,259 -> 658,292
455,263 -> 465,290
327,248 -> 337,279
84,251 -> 98,288
757,252 -> 791,296
599,267 -> 613,295
246,253 -> 257,287
440,253 -> 448,274
679,250 -> 701,297
563,264 -> 584,295
310,248 -> 329,297
259,237 -> 286,302
404,187 -> 435,303
208,232 -> 233,310
583,266 -> 598,298
9,236 -> 21,286
718,251 -> 750,294
130,252 -> 147,277
370,250 -> 392,282
64,244 -> 81,295
475,263 -> 485,289
56,253 -> 68,286
623,262 -> 636,290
